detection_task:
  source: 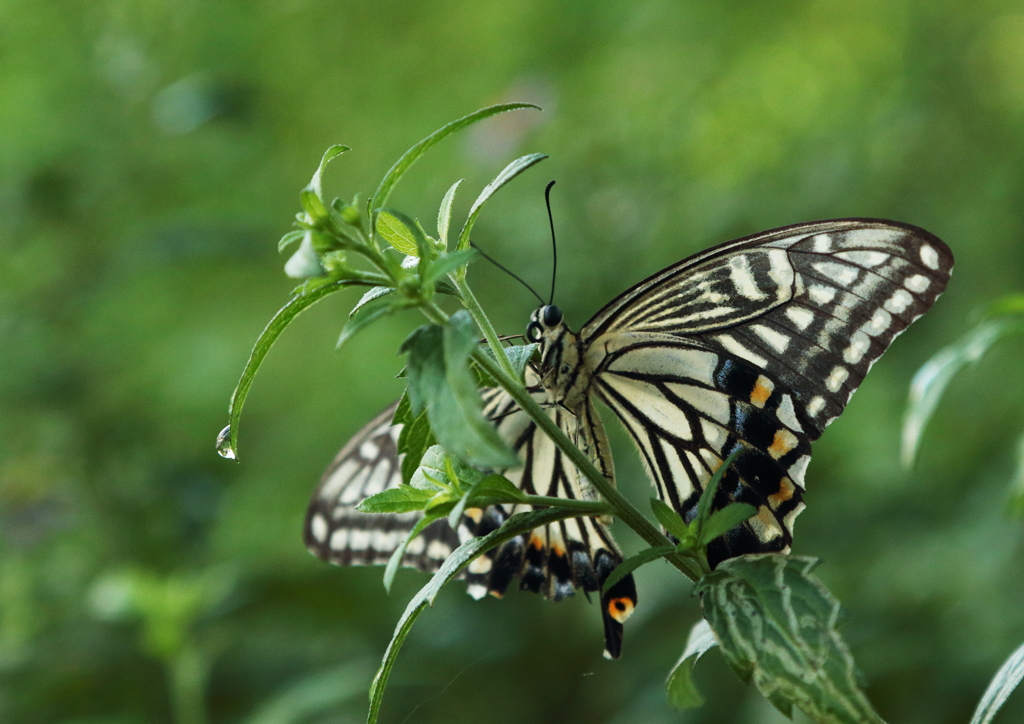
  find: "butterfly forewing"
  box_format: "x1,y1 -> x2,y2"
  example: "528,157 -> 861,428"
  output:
304,404 -> 460,571
584,219 -> 952,564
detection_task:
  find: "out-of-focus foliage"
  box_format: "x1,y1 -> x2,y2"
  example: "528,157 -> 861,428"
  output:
2,2 -> 1023,723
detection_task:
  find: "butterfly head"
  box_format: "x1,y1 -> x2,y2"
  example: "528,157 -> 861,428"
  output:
526,304 -> 564,344
526,305 -> 588,407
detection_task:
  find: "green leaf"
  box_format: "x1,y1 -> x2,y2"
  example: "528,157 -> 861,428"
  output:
421,248 -> 478,288
371,103 -> 540,213
437,179 -> 463,249
310,145 -> 350,199
336,299 -> 396,349
382,511 -> 447,593
367,506 -> 587,724
456,153 -> 548,252
666,619 -> 718,710
651,498 -> 690,542
350,286 -> 394,317
601,545 -> 675,594
356,485 -> 435,514
695,449 -> 742,536
446,478 -> 476,532
376,211 -> 419,256
277,229 -> 305,253
392,391 -> 412,427
902,314 -> 1024,468
696,555 -> 884,724
968,639 -> 1024,724
397,407 -> 435,486
218,279 -> 353,461
472,474 -> 527,504
300,145 -> 349,224
410,445 -> 485,492
700,503 -> 757,547
378,207 -> 434,273
505,343 -> 538,380
401,316 -> 518,469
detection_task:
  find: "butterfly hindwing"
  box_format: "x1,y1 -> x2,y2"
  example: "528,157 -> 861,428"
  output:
306,384 -> 637,659
478,383 -> 636,658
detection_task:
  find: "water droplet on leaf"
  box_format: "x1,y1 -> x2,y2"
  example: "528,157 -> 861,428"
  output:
216,425 -> 237,460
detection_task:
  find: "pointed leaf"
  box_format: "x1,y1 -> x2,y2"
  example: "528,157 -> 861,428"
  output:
505,343 -> 538,380
402,316 -> 518,469
372,104 -> 539,212
277,229 -> 305,253
902,315 -> 1024,467
422,248 -> 478,288
382,511 -> 447,593
666,619 -> 718,710
695,449 -> 742,534
437,179 -> 463,249
696,555 -> 884,724
700,503 -> 757,547
472,474 -> 528,504
457,153 -> 548,251
378,207 -> 434,271
968,640 -> 1024,724
309,145 -> 350,199
219,279 -> 353,460
350,286 -> 394,317
376,211 -> 419,256
336,300 -> 396,349
356,485 -> 435,514
651,498 -> 690,542
601,545 -> 676,594
397,408 -> 435,486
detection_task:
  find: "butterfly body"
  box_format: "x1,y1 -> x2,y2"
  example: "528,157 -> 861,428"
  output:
305,217 -> 953,659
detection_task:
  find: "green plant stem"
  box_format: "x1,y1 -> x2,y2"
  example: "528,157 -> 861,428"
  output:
420,299 -> 702,582
518,495 -> 612,514
452,275 -> 518,379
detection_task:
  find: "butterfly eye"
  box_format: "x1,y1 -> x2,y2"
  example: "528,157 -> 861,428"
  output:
542,305 -> 563,327
526,322 -> 542,343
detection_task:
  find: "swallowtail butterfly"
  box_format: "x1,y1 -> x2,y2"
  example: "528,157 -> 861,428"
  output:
304,218 -> 953,659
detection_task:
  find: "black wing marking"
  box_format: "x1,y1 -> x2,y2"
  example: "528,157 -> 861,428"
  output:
303,404 -> 460,571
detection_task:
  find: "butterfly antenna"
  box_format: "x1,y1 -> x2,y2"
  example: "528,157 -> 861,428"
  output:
470,242 -> 544,305
545,180 -> 557,305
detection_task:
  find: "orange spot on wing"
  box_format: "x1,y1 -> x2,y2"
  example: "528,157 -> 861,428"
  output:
750,375 -> 774,408
529,535 -> 544,550
768,428 -> 799,459
767,477 -> 796,509
465,507 -> 483,524
607,597 -> 636,623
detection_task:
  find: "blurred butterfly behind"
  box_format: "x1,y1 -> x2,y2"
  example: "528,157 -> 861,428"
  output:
304,218 -> 953,659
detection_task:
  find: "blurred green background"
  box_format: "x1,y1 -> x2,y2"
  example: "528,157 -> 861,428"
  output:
3,1 -> 1024,723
